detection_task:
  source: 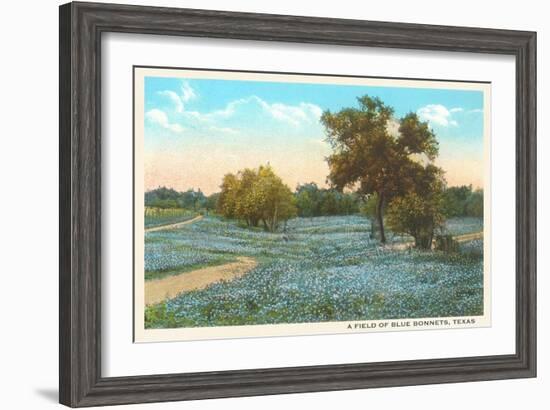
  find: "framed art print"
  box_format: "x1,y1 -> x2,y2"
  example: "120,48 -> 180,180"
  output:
59,2 -> 536,407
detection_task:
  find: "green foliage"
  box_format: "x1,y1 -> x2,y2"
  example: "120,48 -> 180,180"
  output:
321,95 -> 443,243
180,189 -> 206,211
442,185 -> 484,218
385,162 -> 446,249
217,173 -> 240,218
146,198 -> 179,209
204,192 -> 220,214
145,186 -> 207,210
144,186 -> 181,208
465,189 -> 483,217
398,112 -> 439,159
295,184 -> 316,217
145,303 -> 178,328
360,193 -> 378,218
294,183 -> 360,217
217,165 -> 297,232
386,187 -> 445,250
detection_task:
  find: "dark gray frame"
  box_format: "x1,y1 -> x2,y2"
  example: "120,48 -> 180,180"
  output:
59,1 -> 537,407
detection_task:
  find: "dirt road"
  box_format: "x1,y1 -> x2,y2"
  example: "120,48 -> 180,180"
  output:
145,256 -> 258,306
145,215 -> 203,233
389,231 -> 483,251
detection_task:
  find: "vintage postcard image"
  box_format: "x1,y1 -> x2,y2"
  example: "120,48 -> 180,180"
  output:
133,67 -> 491,342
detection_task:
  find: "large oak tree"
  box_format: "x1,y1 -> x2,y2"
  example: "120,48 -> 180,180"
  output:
321,95 -> 442,244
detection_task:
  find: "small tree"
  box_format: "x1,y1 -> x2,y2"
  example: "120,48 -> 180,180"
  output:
386,165 -> 445,249
236,168 -> 264,227
217,165 -> 297,232
253,165 -> 297,232
386,193 -> 444,249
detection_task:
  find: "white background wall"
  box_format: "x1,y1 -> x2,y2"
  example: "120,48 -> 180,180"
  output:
0,0 -> 546,409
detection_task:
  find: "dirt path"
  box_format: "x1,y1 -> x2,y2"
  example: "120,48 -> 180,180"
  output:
389,231 -> 483,251
145,215 -> 203,233
145,256 -> 258,306
454,231 -> 484,243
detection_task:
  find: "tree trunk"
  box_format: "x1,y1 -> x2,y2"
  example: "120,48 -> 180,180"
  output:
415,227 -> 434,250
376,192 -> 386,244
270,205 -> 278,233
427,222 -> 434,250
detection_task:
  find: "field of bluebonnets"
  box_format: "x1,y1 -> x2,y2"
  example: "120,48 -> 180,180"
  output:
144,214 -> 484,328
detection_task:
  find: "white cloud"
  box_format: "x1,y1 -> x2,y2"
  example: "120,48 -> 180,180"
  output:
181,81 -> 197,103
158,90 -> 183,113
145,108 -> 167,124
183,96 -> 323,128
148,95 -> 323,139
158,81 -> 197,113
417,104 -> 459,127
207,97 -> 250,119
260,100 -> 323,126
450,107 -> 464,113
145,109 -> 184,133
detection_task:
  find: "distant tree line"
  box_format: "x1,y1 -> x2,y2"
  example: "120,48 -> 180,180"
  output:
145,175 -> 363,231
145,177 -> 482,242
441,185 -> 483,218
295,183 -> 360,217
145,186 -> 218,213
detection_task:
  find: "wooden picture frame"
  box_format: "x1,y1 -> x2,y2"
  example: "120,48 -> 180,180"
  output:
59,1 -> 536,407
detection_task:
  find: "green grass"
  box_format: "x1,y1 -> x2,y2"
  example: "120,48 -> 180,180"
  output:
145,255 -> 237,281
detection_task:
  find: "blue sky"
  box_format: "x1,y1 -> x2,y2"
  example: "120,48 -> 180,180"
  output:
143,75 -> 485,194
